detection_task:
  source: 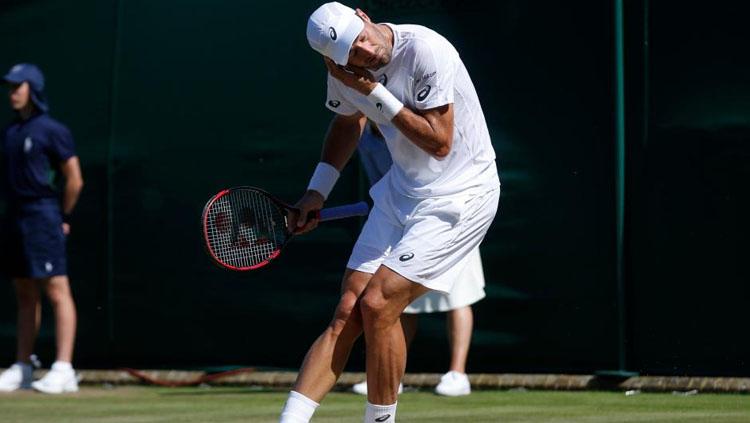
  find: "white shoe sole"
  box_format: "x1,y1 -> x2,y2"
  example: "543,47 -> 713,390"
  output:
31,380 -> 78,394
0,382 -> 32,392
435,386 -> 471,396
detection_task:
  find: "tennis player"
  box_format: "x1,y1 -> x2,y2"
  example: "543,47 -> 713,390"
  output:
351,122 -> 485,397
0,64 -> 83,394
280,3 -> 500,422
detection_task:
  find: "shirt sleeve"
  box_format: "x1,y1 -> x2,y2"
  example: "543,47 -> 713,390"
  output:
47,124 -> 76,163
411,39 -> 457,110
325,75 -> 359,116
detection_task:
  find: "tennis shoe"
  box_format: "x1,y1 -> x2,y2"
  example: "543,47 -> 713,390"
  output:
435,371 -> 471,396
31,361 -> 78,394
352,380 -> 403,395
0,362 -> 33,392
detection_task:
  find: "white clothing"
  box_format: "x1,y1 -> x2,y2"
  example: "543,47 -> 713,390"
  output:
404,247 -> 485,313
326,23 -> 498,199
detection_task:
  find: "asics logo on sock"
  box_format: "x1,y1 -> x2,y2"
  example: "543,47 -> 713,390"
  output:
375,415 -> 391,422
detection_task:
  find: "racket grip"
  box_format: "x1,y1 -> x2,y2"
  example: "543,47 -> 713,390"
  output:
318,201 -> 370,222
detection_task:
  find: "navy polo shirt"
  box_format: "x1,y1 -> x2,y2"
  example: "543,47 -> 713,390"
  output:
1,113 -> 75,202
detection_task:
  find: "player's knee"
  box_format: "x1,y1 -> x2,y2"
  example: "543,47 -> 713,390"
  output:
360,288 -> 394,329
329,291 -> 363,336
45,283 -> 71,306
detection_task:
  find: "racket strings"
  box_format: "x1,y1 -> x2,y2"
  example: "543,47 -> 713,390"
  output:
205,190 -> 287,269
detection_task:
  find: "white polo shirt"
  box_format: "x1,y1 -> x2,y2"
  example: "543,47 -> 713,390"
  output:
326,23 -> 499,198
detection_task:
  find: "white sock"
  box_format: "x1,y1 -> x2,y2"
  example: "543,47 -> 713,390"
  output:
279,390 -> 319,423
51,361 -> 73,371
364,401 -> 397,423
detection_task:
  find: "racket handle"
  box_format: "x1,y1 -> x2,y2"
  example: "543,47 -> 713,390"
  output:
318,201 -> 370,222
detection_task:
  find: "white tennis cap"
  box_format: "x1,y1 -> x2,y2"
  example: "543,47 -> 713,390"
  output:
306,2 -> 365,66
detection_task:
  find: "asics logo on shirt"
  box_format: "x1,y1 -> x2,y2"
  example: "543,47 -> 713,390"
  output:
375,415 -> 391,422
328,100 -> 341,108
378,73 -> 388,86
24,137 -> 33,153
399,252 -> 414,262
417,85 -> 431,101
329,27 -> 337,40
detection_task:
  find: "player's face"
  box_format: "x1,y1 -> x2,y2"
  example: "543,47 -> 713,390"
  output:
347,15 -> 392,70
8,82 -> 30,110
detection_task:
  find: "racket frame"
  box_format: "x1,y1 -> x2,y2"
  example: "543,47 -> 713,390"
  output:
201,186 -> 292,271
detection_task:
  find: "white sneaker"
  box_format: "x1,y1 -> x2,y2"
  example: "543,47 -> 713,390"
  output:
0,362 -> 33,392
31,361 -> 78,394
352,380 -> 403,395
435,371 -> 471,396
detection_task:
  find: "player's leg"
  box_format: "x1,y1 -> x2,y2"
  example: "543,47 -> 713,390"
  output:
31,275 -> 78,394
0,278 -> 39,391
446,305 -> 472,374
360,265 -> 430,420
14,278 -> 41,363
280,269 -> 372,423
434,305 -> 474,396
43,275 -> 77,363
351,310 -> 417,396
401,313 -> 419,348
436,247 -> 486,396
292,269 -> 371,400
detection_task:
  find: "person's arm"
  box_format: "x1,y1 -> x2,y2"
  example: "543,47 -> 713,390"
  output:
288,112 -> 367,234
60,156 -> 84,234
324,58 -> 453,159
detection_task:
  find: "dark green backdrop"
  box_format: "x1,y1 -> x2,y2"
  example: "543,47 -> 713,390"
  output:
0,0 -> 747,376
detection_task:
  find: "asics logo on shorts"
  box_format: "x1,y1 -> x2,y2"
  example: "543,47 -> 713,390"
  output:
375,415 -> 391,422
399,252 -> 414,262
24,137 -> 33,153
328,100 -> 341,108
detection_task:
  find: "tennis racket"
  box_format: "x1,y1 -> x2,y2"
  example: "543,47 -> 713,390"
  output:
201,186 -> 369,271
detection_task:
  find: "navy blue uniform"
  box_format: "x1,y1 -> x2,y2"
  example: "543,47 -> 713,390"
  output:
1,112 -> 75,278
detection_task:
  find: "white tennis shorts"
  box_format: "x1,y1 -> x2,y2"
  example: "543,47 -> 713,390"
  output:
403,247 -> 485,314
347,174 -> 500,294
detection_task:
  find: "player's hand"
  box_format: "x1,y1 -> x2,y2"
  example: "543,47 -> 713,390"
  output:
288,190 -> 325,234
62,223 -> 70,236
324,57 -> 377,96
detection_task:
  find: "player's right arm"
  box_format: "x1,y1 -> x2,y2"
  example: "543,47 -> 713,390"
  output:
289,112 -> 367,234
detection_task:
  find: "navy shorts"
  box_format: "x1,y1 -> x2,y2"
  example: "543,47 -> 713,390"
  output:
2,198 -> 67,279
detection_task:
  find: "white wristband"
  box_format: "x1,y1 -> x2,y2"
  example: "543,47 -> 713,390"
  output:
367,83 -> 403,121
306,162 -> 340,200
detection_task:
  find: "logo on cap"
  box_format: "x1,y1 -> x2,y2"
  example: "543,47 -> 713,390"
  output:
329,27 -> 337,40
417,85 -> 432,101
11,64 -> 24,74
328,100 -> 341,108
